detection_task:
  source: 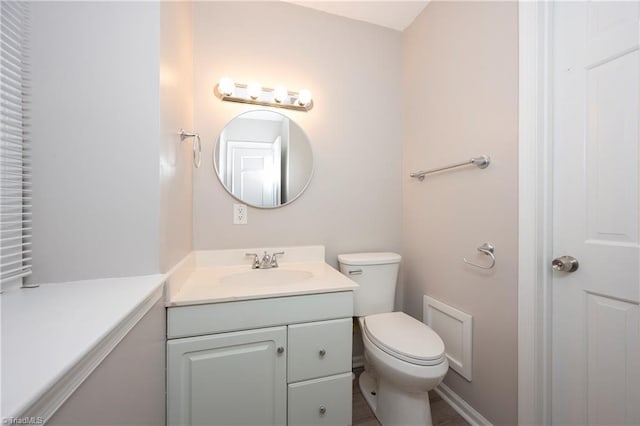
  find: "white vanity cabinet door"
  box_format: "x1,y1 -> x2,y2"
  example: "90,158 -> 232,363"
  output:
288,318 -> 352,382
288,373 -> 353,426
167,326 -> 287,426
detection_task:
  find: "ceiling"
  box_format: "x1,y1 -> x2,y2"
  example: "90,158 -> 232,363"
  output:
286,1 -> 430,32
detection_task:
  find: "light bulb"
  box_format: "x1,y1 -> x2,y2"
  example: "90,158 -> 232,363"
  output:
247,82 -> 262,100
273,86 -> 288,103
218,77 -> 235,96
297,89 -> 312,106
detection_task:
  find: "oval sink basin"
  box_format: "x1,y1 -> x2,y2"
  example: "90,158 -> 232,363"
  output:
220,269 -> 314,286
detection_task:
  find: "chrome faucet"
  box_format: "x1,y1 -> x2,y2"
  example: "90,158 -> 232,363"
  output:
245,251 -> 285,269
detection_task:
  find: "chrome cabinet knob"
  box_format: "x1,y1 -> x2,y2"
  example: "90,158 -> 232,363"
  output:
552,255 -> 579,272
319,349 -> 326,357
319,405 -> 327,415
277,346 -> 284,354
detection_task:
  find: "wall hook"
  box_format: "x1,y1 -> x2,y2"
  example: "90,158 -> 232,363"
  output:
179,129 -> 202,168
463,242 -> 495,269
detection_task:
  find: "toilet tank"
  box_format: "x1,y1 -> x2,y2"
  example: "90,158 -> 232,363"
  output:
337,252 -> 401,317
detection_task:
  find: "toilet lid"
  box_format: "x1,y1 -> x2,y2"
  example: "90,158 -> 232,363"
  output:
364,312 -> 445,366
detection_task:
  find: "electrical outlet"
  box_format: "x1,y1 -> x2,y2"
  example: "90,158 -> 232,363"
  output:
233,204 -> 248,225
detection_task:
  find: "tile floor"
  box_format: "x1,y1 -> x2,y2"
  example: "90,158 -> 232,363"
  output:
352,368 -> 470,426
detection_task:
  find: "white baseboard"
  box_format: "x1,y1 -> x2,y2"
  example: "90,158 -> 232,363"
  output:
352,355 -> 364,369
434,382 -> 492,426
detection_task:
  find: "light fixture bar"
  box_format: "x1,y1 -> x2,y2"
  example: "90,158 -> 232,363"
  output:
214,79 -> 313,112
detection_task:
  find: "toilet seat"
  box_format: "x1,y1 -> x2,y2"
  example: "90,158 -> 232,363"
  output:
363,312 -> 445,366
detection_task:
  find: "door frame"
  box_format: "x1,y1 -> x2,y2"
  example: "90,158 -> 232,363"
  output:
518,1 -> 553,424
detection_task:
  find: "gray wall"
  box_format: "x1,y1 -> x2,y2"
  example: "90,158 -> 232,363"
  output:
192,1 -> 403,266
29,2 -> 161,283
402,2 -> 519,424
29,1 -> 194,282
47,299 -> 166,426
159,1 -> 194,272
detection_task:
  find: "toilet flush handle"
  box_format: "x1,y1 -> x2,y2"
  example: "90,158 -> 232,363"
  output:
348,269 -> 363,275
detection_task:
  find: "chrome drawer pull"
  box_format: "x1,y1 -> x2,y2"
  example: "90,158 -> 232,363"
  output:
319,405 -> 327,415
319,349 -> 326,357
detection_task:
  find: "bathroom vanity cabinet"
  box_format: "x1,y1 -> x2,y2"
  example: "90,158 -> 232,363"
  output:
166,291 -> 353,426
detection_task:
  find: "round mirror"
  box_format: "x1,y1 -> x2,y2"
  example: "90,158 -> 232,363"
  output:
213,110 -> 314,208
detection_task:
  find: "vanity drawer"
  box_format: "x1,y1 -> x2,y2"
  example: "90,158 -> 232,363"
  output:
288,318 -> 352,382
288,372 -> 352,426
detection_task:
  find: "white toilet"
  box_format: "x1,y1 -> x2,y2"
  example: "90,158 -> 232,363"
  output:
338,252 -> 449,426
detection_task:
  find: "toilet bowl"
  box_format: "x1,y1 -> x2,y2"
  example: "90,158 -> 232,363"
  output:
358,314 -> 448,426
338,252 -> 449,426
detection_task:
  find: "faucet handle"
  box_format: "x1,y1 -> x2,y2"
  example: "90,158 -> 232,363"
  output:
271,251 -> 285,268
245,252 -> 260,268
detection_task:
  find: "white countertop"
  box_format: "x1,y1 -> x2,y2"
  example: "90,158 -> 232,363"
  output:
1,274 -> 165,421
168,261 -> 358,307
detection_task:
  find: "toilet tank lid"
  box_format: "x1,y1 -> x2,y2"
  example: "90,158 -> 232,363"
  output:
338,252 -> 401,266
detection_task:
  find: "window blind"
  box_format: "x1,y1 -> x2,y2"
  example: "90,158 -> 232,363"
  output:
0,1 -> 31,287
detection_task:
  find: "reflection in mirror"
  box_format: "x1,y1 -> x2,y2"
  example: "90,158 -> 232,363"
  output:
213,110 -> 314,208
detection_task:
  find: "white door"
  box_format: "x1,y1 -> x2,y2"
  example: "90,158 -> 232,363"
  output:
552,2 -> 640,425
227,138 -> 281,207
167,327 -> 287,426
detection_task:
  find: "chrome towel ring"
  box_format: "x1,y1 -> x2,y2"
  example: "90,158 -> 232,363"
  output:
179,129 -> 202,168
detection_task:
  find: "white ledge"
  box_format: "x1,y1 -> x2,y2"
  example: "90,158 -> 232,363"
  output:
1,274 -> 165,422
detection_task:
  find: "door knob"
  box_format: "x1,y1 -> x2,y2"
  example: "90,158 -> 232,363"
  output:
552,255 -> 579,272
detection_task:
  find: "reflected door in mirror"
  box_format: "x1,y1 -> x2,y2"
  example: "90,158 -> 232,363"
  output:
226,139 -> 281,208
214,110 -> 314,208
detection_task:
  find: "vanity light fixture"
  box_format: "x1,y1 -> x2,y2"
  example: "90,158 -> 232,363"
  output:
214,77 -> 314,111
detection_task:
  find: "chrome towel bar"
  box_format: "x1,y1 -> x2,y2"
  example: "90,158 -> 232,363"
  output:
410,155 -> 490,181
